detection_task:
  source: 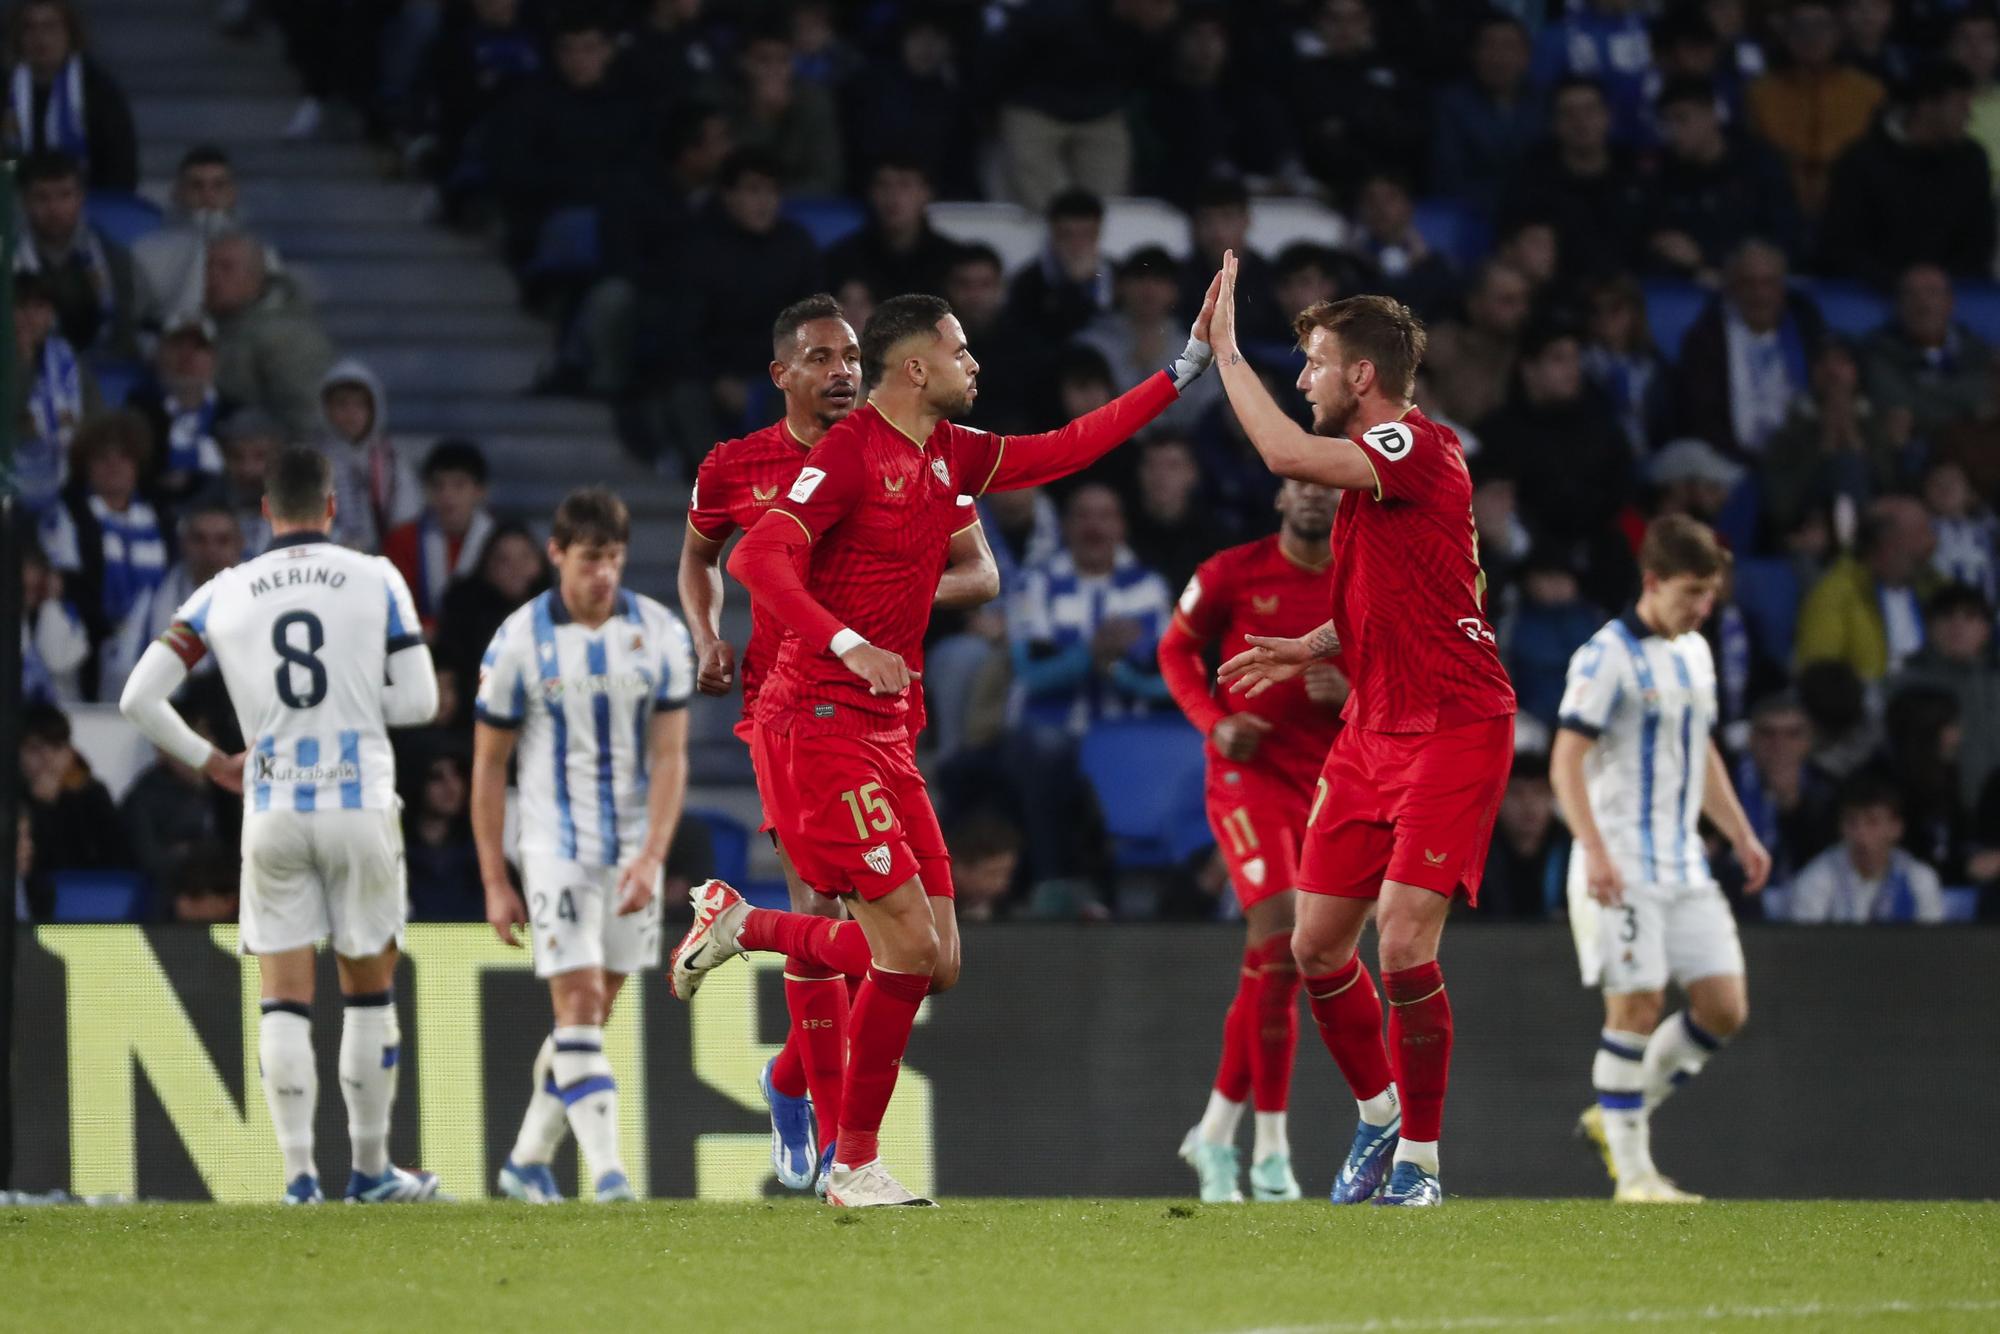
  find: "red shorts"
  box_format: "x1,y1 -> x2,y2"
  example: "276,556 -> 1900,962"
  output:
760,727 -> 952,902
742,717 -> 778,835
1204,763 -> 1310,910
1296,715 -> 1513,906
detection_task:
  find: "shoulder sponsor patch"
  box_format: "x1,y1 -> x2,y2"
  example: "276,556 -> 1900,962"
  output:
688,480 -> 699,510
1360,422 -> 1414,461
787,466 -> 827,504
1178,573 -> 1202,614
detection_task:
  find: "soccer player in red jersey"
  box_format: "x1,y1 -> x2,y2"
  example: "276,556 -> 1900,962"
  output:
1210,255 -> 1517,1207
678,294 -> 998,1194
667,284 -> 1220,1206
1157,479 -> 1342,1205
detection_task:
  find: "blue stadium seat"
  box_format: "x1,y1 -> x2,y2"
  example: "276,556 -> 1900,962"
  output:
1941,888 -> 1980,923
782,196 -> 866,249
1713,472 -> 1761,554
685,807 -> 750,887
1951,283 -> 2000,343
87,190 -> 163,248
1642,280 -> 1708,361
1734,556 -> 1802,667
1412,198 -> 1491,269
1803,279 -> 1888,339
522,206 -> 602,278
49,870 -> 150,923
91,357 -> 145,409
1077,717 -> 1212,869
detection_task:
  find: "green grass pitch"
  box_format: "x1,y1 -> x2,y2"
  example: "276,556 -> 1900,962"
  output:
5,1200 -> 1996,1331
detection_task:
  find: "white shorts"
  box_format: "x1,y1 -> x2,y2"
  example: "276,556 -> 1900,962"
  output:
522,855 -> 664,979
240,809 -> 407,958
1568,869 -> 1745,994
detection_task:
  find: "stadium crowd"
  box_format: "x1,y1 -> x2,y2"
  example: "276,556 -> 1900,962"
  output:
11,0 -> 2000,927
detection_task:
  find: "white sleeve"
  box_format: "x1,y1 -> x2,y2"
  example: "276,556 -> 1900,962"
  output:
382,560 -> 423,652
31,600 -> 90,674
654,610 -> 694,709
1910,862 -> 1946,924
1556,636 -> 1625,738
39,506 -> 81,572
118,641 -> 215,769
1787,856 -> 1834,924
383,640 -> 440,727
473,620 -> 528,727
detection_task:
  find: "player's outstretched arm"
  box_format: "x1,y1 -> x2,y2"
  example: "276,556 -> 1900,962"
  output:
1217,619 -> 1339,699
119,640 -> 241,793
1550,727 -> 1624,907
1702,739 -> 1771,894
679,524 -> 737,695
935,512 -> 1001,610
470,720 -> 527,946
617,708 -> 691,915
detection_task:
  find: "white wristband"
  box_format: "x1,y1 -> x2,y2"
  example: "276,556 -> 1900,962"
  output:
829,628 -> 868,656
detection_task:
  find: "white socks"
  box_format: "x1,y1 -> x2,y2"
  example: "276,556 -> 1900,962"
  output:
1252,1112 -> 1290,1162
1358,1083 -> 1400,1128
552,1025 -> 623,1183
510,1034 -> 571,1166
339,992 -> 400,1178
1644,1011 -> 1724,1111
1394,1139 -> 1439,1174
259,1003 -> 317,1181
1197,1090 -> 1245,1147
1594,1027 -> 1655,1182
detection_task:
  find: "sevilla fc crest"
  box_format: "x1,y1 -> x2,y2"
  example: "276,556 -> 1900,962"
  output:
931,457 -> 950,488
863,845 -> 893,876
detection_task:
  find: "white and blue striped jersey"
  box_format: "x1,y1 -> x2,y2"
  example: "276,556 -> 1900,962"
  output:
474,588 -> 694,867
1557,609 -> 1720,888
170,533 -> 423,814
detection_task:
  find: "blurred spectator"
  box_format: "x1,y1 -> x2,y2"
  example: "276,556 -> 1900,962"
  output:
844,15 -> 974,199
1923,457 -> 1998,603
1947,8 -> 2000,195
1734,691 -> 1839,891
1179,178 -> 1284,348
383,439 -> 496,634
404,746 -> 482,921
1476,322 -> 1637,608
482,7 -> 651,269
787,1 -> 861,93
1795,495 -> 1941,681
1347,171 -> 1457,319
39,411 -> 168,700
1052,343 -> 1115,423
1503,77 -> 1646,282
1785,776 -> 1943,922
19,700 -> 127,872
724,27 -> 843,197
1531,0 -> 1654,144
1860,264 -> 1992,441
946,811 -> 1024,923
14,150 -> 133,355
424,0 -> 543,191
1009,484 -> 1174,735
140,502 -> 243,659
199,409 -> 278,555
316,358 -> 419,553
130,146 -> 277,333
1132,10 -> 1302,203
1761,339 -> 1906,536
987,0 -> 1168,209
979,486 -> 1062,596
1581,275 -> 1670,457
945,243 -> 1038,433
15,809 -> 48,922
1891,587 -> 2000,807
1284,0 -> 1425,191
1675,239 -> 1826,457
1476,751 -> 1564,919
1273,241 -> 1366,323
1881,684 -> 1977,882
827,159 -> 958,302
1426,260 -> 1533,426
126,312 -> 234,505
1123,432 -> 1221,597
1798,657 -> 1879,778
12,269 -> 95,515
205,229 -> 334,443
1648,4 -> 1747,128
1472,455 -> 1532,618
1935,348 -> 2000,500
1082,246 -> 1220,430
1748,0 -> 1884,214
1431,12 -> 1541,210
621,0 -> 723,106
1840,0 -> 1917,88
1500,547 -> 1606,728
20,538 -> 86,704
1491,215 -> 1563,305
1007,189 -> 1111,343
1641,77 -> 1802,282
435,520 -> 552,689
1819,62 -> 1996,284
165,848 -> 239,924
121,721 -> 227,887
1647,437 -> 1744,528
2,0 -> 138,190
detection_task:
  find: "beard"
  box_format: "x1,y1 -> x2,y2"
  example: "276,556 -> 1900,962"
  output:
1311,388 -> 1358,438
935,383 -> 976,419
1285,517 -> 1334,541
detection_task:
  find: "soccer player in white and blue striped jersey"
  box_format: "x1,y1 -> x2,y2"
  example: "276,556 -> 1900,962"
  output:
119,447 -> 443,1205
471,488 -> 694,1204
1549,516 -> 1772,1203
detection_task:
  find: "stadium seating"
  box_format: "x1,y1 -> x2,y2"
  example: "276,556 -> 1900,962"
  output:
1733,557 -> 1803,668
1808,279 -> 1890,339
87,190 -> 164,248
1411,198 -> 1492,270
1077,717 -> 1213,869
1643,280 -> 1709,359
782,196 -> 867,249
684,807 -> 750,888
49,870 -> 151,924
521,206 -> 602,280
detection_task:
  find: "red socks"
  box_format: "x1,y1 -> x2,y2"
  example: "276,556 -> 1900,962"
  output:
1383,961 -> 1452,1142
1211,951 -> 1256,1103
1249,935 -> 1301,1113
737,909 -> 872,978
771,965 -> 849,1137
1304,954 -> 1394,1103
834,965 -> 930,1168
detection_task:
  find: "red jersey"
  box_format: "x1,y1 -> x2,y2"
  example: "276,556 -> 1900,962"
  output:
1168,534 -> 1343,793
1330,407 -> 1515,733
688,420 -> 814,720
